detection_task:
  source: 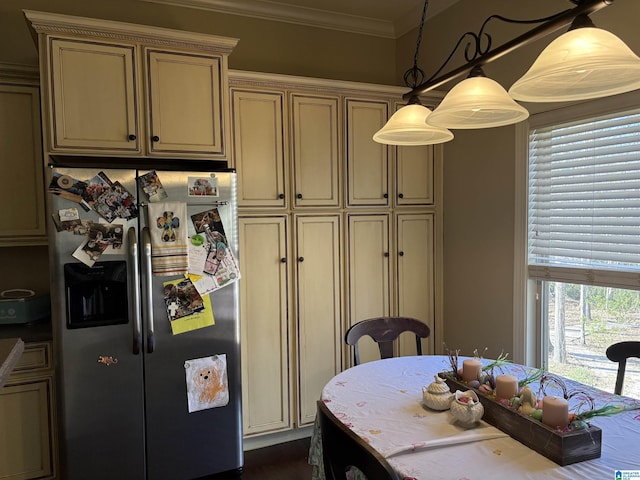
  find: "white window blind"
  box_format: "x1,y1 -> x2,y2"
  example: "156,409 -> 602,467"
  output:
528,108 -> 640,284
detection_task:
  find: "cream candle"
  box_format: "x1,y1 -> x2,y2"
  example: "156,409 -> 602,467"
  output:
495,374 -> 518,400
541,396 -> 569,429
461,359 -> 482,382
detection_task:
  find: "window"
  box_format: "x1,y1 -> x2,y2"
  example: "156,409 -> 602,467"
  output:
522,97 -> 640,399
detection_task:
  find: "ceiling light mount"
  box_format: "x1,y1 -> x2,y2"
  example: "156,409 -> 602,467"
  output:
373,0 -> 454,145
403,0 -> 615,101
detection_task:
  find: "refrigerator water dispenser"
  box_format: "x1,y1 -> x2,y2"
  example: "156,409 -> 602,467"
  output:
64,261 -> 128,329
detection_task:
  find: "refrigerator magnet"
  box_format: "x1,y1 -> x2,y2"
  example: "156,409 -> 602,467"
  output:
184,354 -> 229,413
187,175 -> 218,197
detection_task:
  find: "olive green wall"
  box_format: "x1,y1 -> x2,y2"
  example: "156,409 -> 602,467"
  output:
0,0 -> 396,84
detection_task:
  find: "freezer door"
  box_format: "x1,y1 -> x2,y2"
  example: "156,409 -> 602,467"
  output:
138,170 -> 243,479
48,167 -> 146,480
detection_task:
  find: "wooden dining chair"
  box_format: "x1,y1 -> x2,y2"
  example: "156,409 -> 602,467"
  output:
606,341 -> 640,395
316,400 -> 401,480
345,316 -> 431,365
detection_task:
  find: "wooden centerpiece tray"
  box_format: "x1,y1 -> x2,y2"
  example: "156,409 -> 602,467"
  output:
438,373 -> 601,466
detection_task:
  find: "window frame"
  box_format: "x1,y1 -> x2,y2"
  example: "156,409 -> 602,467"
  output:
514,89 -> 640,367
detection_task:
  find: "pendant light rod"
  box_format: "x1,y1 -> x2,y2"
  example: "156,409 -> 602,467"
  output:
403,0 -> 613,101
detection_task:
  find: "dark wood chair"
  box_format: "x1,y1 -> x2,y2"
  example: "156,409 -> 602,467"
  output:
316,400 -> 400,480
345,316 -> 431,365
606,341 -> 640,395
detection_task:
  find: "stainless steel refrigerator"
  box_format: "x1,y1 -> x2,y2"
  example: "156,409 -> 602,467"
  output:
46,157 -> 242,480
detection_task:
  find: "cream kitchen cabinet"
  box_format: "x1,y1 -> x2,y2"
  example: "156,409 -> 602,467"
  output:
346,213 -> 391,364
346,213 -> 436,365
238,215 -> 291,436
238,214 -> 343,435
25,10 -> 237,160
0,67 -> 46,246
231,89 -> 287,208
293,214 -> 342,425
396,144 -> 436,206
231,87 -> 340,209
47,38 -> 138,153
230,70 -> 443,444
345,99 -> 390,207
290,95 -> 340,208
0,341 -> 56,480
395,213 -> 435,356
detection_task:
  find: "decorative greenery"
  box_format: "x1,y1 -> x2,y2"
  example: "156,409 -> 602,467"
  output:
517,368 -> 544,388
480,351 -> 510,373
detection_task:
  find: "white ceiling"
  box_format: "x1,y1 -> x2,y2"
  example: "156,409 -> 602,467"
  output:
140,0 -> 462,38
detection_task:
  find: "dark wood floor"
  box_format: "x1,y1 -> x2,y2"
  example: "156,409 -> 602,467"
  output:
240,437 -> 314,480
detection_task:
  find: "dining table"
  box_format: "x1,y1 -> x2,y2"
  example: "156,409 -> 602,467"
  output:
309,355 -> 640,480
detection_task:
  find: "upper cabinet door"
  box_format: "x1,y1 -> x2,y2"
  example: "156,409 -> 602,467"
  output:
0,84 -> 46,245
48,38 -> 139,152
232,89 -> 287,208
291,95 -> 340,208
345,99 -> 389,207
146,50 -> 225,156
396,144 -> 435,206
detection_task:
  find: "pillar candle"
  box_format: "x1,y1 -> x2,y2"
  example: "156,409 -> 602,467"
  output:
494,374 -> 518,400
461,359 -> 482,382
541,396 -> 569,429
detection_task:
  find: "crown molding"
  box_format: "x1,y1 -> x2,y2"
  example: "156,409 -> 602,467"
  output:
140,0 -> 397,38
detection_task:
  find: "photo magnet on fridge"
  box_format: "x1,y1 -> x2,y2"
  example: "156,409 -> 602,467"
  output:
187,175 -> 218,197
137,170 -> 168,202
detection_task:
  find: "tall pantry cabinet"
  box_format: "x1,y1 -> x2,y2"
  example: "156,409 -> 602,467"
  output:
230,71 -> 443,442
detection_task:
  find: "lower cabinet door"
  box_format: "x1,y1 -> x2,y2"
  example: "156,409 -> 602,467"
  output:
347,213 -> 391,364
396,213 -> 435,356
0,378 -> 54,479
239,215 -> 291,435
294,215 -> 342,425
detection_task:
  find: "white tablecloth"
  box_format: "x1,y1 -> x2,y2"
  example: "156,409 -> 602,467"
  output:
310,355 -> 640,480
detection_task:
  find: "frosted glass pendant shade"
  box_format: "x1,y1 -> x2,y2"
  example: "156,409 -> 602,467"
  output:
509,27 -> 640,102
373,104 -> 454,145
427,76 -> 529,129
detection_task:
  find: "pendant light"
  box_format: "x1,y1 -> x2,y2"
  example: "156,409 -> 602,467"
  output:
373,0 -> 453,146
399,1 -> 639,115
427,66 -> 529,129
509,14 -> 640,102
373,99 -> 454,145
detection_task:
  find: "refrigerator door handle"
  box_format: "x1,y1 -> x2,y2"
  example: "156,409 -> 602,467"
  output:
142,227 -> 155,353
128,226 -> 143,355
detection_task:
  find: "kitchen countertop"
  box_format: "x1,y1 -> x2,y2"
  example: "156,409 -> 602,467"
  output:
0,319 -> 52,343
0,337 -> 25,388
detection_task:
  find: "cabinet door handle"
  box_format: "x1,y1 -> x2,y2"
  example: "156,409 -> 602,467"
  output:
384,252 -> 389,257
152,135 -> 160,142
398,193 -> 404,199
296,193 -> 303,199
281,258 -> 287,263
383,193 -> 389,199
278,193 -> 285,199
128,134 -> 137,141
298,257 -> 305,262
399,251 -> 405,257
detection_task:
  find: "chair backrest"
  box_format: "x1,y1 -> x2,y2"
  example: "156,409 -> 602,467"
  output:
345,316 -> 431,365
317,400 -> 400,480
606,341 -> 640,395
